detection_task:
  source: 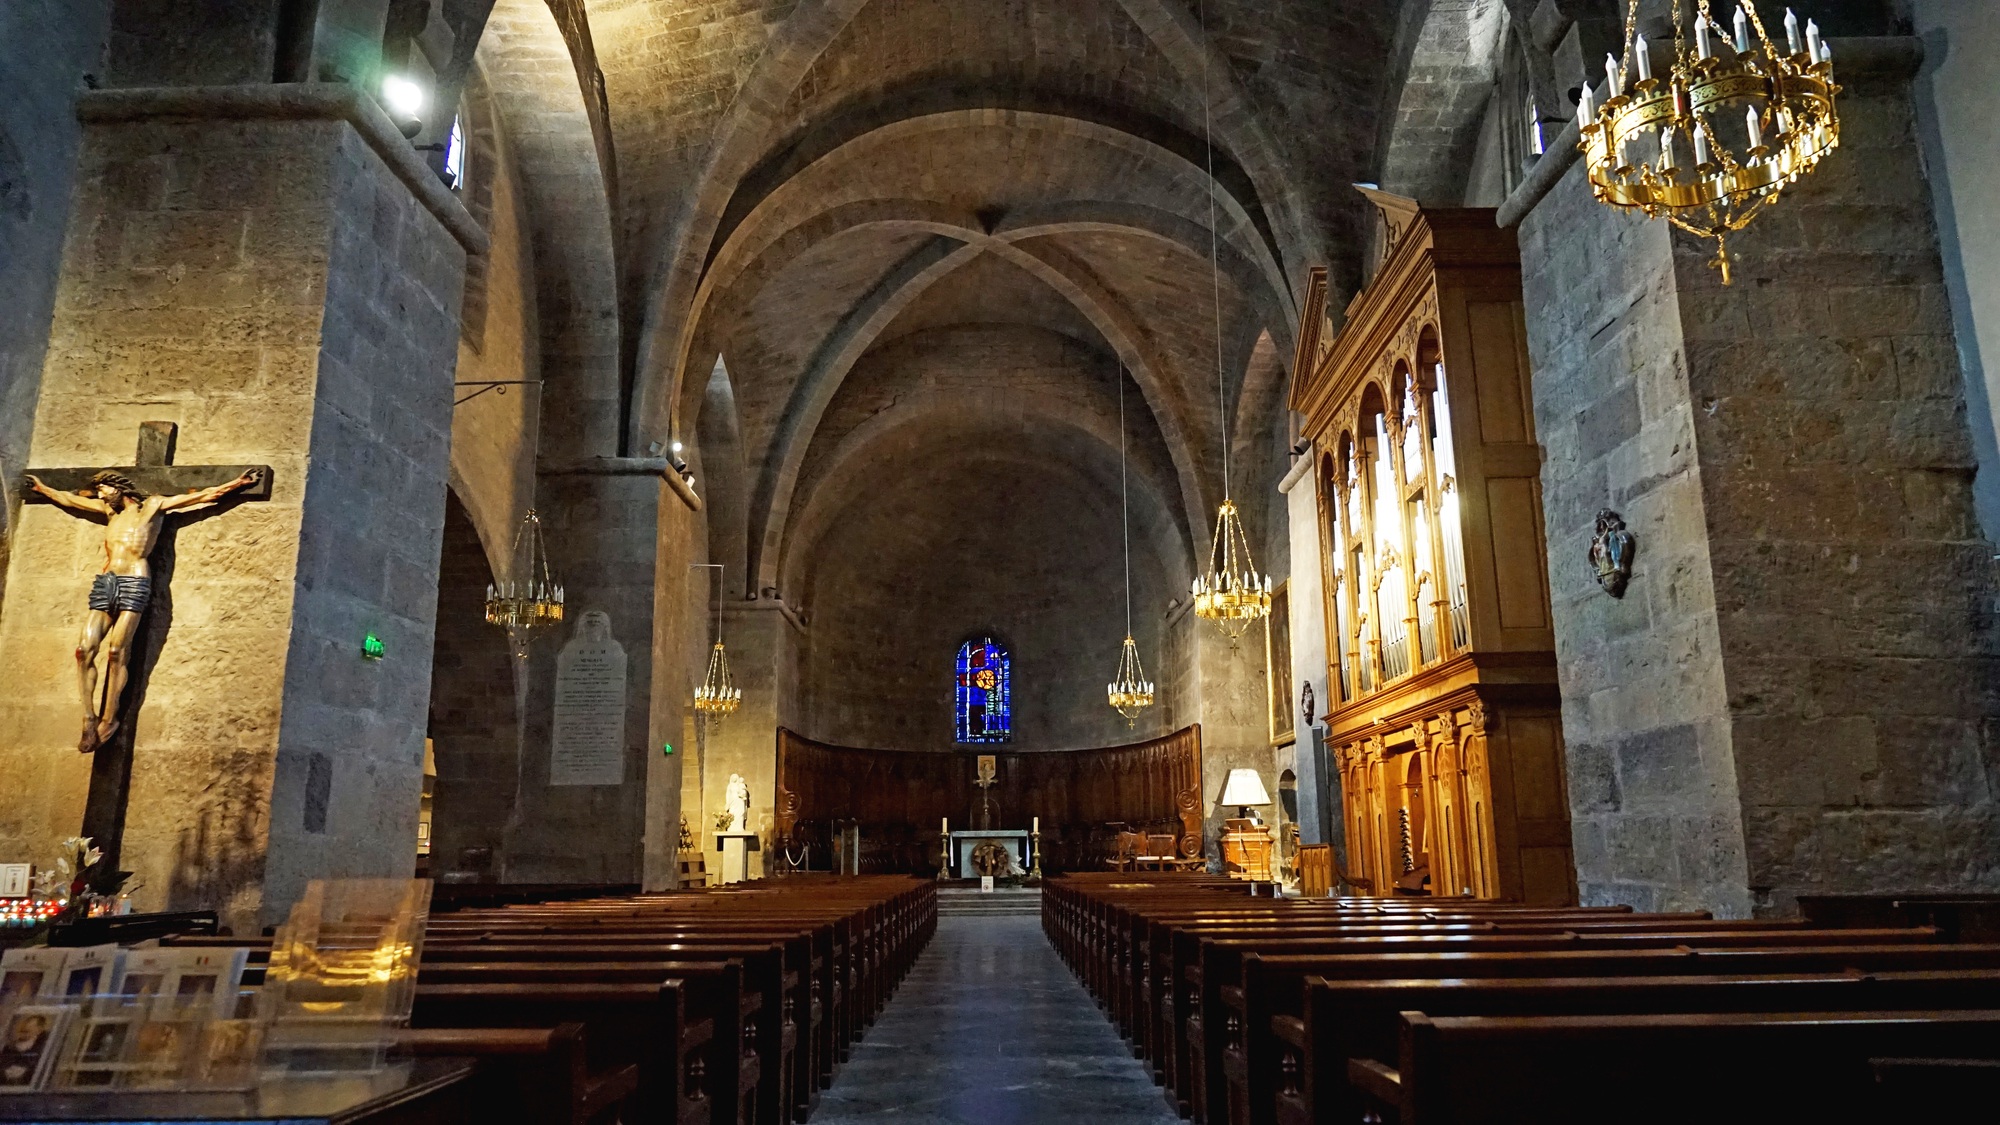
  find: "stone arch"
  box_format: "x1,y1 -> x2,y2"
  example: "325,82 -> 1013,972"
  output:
737,225 -> 1227,593
476,0 -> 621,458
696,355 -> 752,598
627,0 -> 1316,458
426,488 -> 522,883
1373,0 -> 1514,204
663,108 -> 1294,446
779,383 -> 1195,599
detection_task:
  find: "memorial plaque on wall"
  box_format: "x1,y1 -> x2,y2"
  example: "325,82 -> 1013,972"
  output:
551,611 -> 628,786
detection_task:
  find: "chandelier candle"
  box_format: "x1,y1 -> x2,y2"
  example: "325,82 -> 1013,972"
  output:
1578,0 -> 1840,282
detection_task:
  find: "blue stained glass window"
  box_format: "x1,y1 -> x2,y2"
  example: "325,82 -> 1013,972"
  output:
955,637 -> 1011,743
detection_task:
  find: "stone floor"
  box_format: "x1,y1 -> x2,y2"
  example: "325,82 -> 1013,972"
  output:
810,907 -> 1181,1124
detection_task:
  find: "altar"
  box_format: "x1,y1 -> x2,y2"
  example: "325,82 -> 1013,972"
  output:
947,830 -> 1030,878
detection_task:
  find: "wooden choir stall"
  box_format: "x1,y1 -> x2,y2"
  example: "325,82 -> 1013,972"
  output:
773,726 -> 1206,876
1289,189 -> 1574,904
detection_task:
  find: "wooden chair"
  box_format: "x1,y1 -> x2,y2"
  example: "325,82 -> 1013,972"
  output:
1106,831 -> 1142,872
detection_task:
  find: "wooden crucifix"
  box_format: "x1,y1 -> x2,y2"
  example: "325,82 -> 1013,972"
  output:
21,421 -> 271,868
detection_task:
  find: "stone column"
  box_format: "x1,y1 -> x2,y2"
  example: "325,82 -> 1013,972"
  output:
1168,605 -> 1276,857
1280,445 -> 1331,844
1515,39 -> 2000,915
502,458 -> 685,884
691,603 -> 801,880
0,86 -> 481,929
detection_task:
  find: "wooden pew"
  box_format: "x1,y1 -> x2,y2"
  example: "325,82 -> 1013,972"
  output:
170,874 -> 932,1124
1382,1008 -> 2000,1123
1046,875 -> 2000,1125
411,964 -> 738,1125
1287,968 -> 2000,1125
394,1023 -> 639,1125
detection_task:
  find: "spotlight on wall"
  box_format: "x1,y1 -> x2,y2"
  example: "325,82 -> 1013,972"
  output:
670,441 -> 685,454
381,74 -> 426,139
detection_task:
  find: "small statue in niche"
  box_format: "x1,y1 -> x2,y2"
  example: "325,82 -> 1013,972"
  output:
1300,681 -> 1316,729
1589,509 -> 1637,598
723,774 -> 750,833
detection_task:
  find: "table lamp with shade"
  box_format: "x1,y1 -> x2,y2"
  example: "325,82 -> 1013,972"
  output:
1220,768 -> 1273,825
1217,769 -> 1276,881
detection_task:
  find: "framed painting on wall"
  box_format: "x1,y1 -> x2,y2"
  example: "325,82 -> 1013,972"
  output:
1266,581 -> 1294,746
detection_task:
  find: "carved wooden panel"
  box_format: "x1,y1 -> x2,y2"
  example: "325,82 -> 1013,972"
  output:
775,725 -> 1203,874
1291,193 -> 1574,904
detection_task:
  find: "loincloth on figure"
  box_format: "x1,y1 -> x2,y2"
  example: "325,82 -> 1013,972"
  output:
87,572 -> 152,616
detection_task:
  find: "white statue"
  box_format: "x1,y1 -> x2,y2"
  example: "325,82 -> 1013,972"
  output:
724,774 -> 750,833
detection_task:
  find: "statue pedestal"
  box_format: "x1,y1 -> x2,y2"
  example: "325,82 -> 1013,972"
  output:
714,832 -> 760,885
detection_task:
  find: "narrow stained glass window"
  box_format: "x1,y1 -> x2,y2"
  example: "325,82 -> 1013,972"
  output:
955,637 -> 1011,743
443,114 -> 466,191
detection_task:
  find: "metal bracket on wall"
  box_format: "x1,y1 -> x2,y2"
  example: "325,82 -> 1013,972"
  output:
453,380 -> 542,406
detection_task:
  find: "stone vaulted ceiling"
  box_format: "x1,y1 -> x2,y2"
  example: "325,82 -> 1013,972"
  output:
487,0 -> 1415,600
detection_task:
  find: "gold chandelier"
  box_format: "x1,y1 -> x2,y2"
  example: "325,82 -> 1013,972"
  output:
1108,368 -> 1155,725
485,508 -> 564,660
1580,0 -> 1839,284
1108,636 -> 1155,725
1191,0 -> 1270,640
695,641 -> 741,716
1192,499 -> 1271,639
692,564 -> 741,717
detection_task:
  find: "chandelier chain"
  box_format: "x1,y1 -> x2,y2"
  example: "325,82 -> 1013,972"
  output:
1187,0 -> 1270,641
1120,367 -> 1132,639
1198,0 -> 1230,503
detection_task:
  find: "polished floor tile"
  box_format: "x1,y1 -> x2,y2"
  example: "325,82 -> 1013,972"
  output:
811,909 -> 1180,1124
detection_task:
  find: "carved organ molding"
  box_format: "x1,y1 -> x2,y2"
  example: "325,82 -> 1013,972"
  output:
1290,194 -> 1574,905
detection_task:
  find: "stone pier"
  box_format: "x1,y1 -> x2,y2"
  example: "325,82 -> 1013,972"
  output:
0,87 -> 480,929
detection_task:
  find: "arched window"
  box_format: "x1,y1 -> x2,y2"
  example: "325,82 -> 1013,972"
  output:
955,637 -> 1011,744
442,113 -> 466,191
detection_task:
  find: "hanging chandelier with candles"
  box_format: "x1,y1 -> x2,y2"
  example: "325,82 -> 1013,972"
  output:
1579,0 -> 1839,284
1190,0 -> 1271,640
1107,369 -> 1155,725
692,564 -> 741,718
485,508 -> 564,661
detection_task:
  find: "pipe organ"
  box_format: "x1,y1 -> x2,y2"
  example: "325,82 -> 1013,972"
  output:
1289,191 -> 1575,904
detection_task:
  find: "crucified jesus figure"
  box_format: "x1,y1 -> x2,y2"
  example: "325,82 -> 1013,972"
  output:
23,467 -> 263,753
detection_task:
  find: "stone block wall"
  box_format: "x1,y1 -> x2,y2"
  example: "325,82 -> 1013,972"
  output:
503,463 -> 669,882
1680,63 -> 2000,910
0,2 -> 111,600
692,604 -> 799,879
1517,42 -> 2000,915
449,100 -> 541,565
0,96 -> 470,929
425,493 -> 521,880
1518,160 -> 1750,915
1904,0 -> 2000,538
257,116 -> 467,922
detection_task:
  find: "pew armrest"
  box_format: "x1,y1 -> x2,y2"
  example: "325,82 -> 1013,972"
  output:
579,1062 -> 641,1119
1272,1015 -> 1307,1051
1347,1057 -> 1401,1104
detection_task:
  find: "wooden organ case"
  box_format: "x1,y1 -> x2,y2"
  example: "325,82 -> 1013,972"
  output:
1289,191 -> 1575,904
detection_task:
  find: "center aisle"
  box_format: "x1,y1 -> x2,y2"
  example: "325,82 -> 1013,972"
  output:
812,890 -> 1181,1124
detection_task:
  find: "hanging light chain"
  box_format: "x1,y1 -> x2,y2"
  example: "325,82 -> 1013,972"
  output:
1190,0 -> 1270,639
1109,364 -> 1155,724
692,563 -> 741,716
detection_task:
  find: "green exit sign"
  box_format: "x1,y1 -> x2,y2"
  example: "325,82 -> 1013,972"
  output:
362,632 -> 385,660
661,741 -> 676,757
